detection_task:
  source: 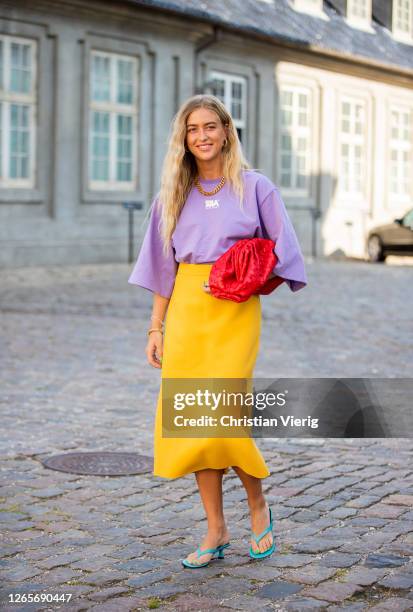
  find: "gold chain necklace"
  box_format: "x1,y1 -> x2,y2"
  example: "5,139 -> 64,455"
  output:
194,175 -> 226,196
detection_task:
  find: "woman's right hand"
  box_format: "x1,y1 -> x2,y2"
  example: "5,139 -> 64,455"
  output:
146,331 -> 163,368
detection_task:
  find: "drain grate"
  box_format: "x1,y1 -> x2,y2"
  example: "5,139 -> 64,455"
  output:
42,451 -> 153,476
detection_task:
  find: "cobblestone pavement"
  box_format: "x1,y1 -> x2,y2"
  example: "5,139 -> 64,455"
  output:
1,258 -> 413,612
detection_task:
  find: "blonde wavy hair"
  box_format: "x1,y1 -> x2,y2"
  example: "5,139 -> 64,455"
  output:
151,94 -> 252,258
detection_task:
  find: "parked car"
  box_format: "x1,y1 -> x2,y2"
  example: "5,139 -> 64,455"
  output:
367,208 -> 413,262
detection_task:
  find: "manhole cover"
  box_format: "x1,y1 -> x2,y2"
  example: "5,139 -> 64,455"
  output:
42,452 -> 153,476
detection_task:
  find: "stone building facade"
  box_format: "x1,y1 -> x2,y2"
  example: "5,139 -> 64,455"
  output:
0,0 -> 412,266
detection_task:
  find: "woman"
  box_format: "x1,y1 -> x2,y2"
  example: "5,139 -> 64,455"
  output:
128,94 -> 307,568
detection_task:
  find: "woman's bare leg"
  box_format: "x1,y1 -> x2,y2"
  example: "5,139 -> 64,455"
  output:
232,466 -> 273,554
184,468 -> 230,565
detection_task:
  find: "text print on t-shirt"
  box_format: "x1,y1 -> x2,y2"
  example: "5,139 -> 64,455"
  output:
204,199 -> 220,209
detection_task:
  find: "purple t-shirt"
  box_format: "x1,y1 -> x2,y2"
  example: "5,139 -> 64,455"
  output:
128,169 -> 307,298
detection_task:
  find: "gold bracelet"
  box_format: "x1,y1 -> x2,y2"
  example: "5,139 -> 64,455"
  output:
147,328 -> 163,336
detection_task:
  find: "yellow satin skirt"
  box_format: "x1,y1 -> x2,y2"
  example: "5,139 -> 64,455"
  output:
153,262 -> 270,480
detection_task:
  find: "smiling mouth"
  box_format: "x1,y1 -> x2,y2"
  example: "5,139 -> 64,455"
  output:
198,144 -> 212,149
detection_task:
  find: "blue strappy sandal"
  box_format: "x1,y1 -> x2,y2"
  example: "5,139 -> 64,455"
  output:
249,506 -> 276,559
181,542 -> 230,568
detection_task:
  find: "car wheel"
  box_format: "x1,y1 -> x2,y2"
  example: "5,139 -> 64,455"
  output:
367,235 -> 385,262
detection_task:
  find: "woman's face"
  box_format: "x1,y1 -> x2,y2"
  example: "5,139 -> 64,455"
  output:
185,107 -> 228,164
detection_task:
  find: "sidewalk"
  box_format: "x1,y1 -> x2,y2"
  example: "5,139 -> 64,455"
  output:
1,261 -> 412,611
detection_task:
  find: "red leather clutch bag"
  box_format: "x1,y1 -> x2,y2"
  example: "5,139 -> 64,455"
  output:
208,238 -> 284,303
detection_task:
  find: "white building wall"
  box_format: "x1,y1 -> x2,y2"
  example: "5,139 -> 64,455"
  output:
275,60 -> 413,259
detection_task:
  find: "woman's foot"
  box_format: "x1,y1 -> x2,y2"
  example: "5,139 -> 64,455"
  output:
184,526 -> 230,566
249,498 -> 273,555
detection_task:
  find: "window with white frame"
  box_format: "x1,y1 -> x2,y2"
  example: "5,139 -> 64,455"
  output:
0,35 -> 36,188
210,71 -> 246,144
338,97 -> 366,196
393,0 -> 413,40
389,106 -> 412,198
293,0 -> 324,16
278,87 -> 312,192
89,50 -> 138,190
347,0 -> 371,25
